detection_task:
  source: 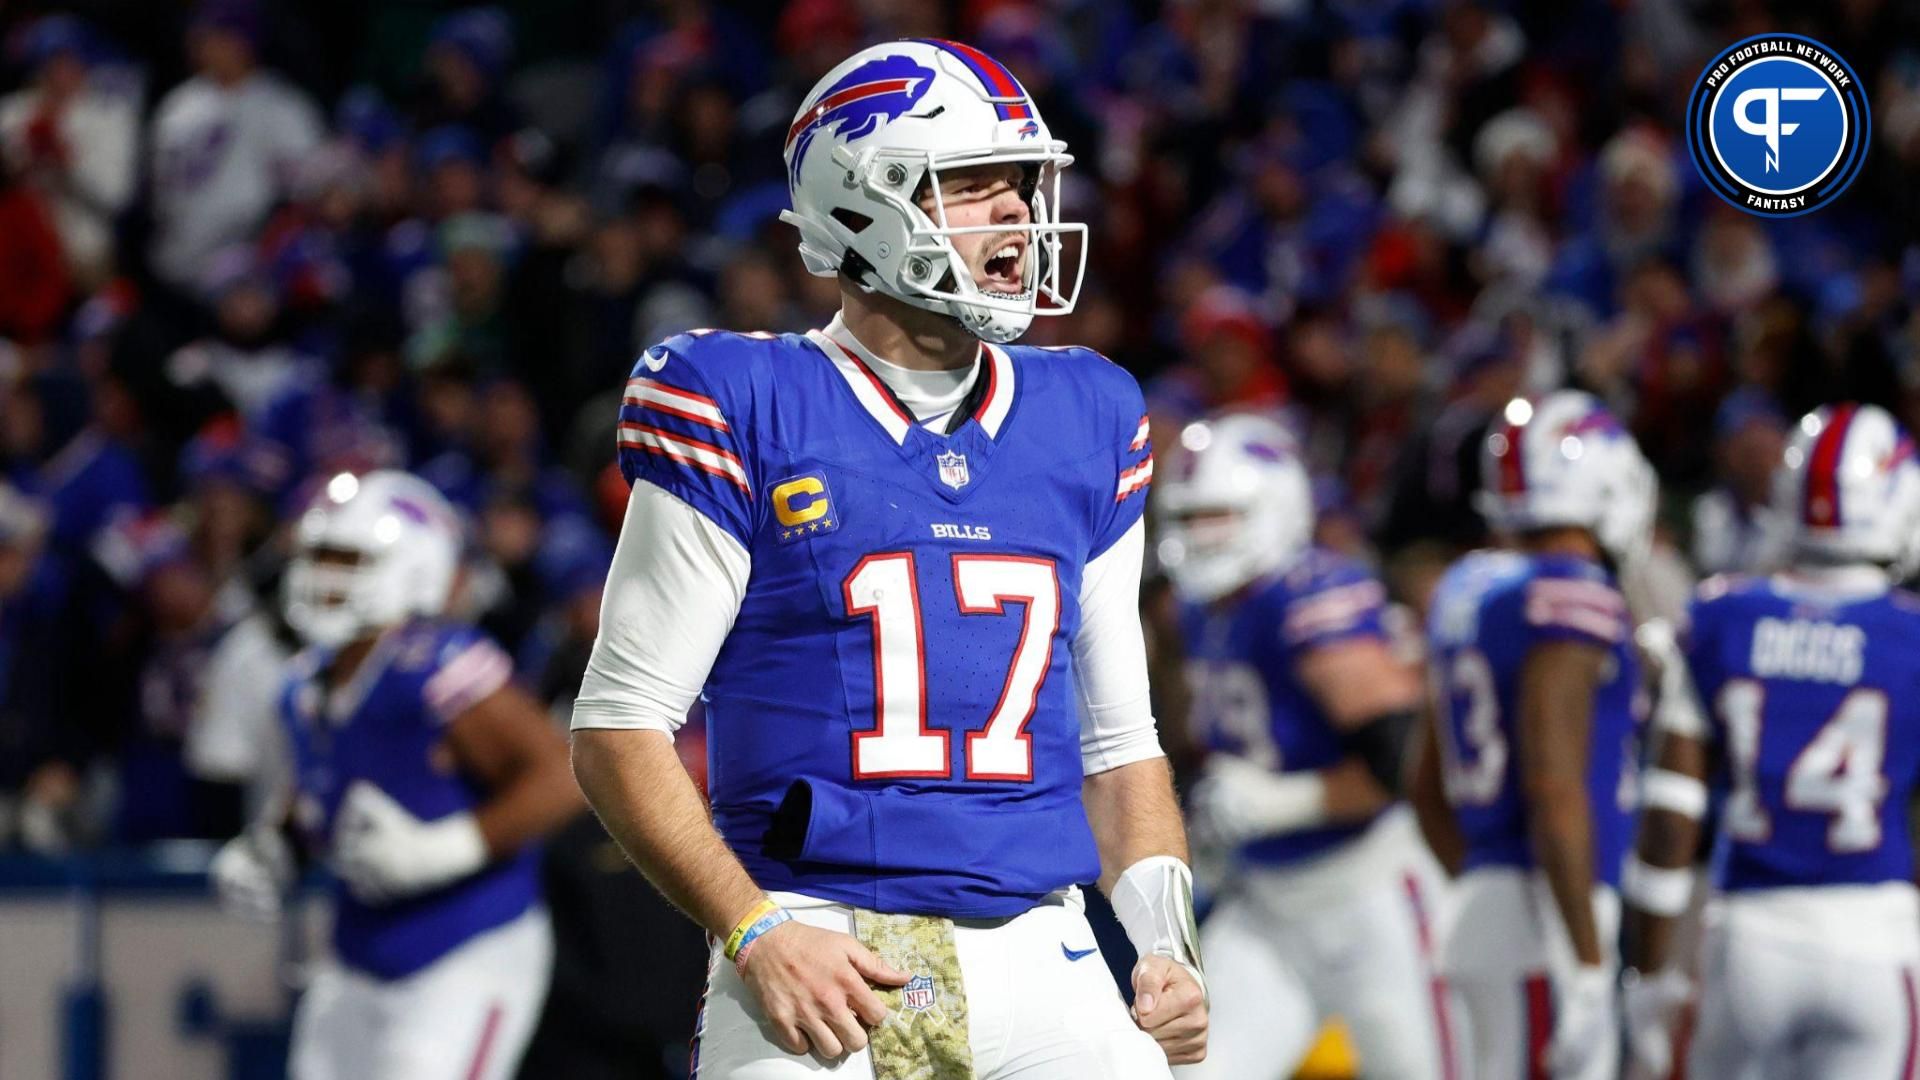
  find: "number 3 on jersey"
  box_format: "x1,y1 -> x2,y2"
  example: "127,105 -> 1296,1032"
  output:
1438,648 -> 1507,805
844,553 -> 1060,781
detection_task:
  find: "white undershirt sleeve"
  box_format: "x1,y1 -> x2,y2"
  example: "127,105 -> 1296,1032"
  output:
570,479 -> 750,734
1072,517 -> 1166,774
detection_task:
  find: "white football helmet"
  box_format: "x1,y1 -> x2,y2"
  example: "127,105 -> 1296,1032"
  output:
284,470 -> 463,647
779,39 -> 1086,344
1476,390 -> 1657,566
1773,403 -> 1920,573
1155,413 -> 1314,603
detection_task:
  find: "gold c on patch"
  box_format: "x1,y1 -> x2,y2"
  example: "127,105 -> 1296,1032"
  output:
769,472 -> 840,543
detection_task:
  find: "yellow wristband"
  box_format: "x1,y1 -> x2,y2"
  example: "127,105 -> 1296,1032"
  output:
724,899 -> 781,960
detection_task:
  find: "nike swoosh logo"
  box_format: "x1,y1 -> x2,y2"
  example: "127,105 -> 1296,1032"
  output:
1062,944 -> 1098,962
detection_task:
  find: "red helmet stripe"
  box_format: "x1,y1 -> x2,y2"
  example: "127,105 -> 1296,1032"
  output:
1496,411 -> 1529,495
1804,403 -> 1859,527
922,38 -> 1033,120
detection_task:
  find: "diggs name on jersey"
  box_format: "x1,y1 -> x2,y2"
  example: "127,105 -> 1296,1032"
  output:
1749,616 -> 1865,684
1689,575 -> 1920,889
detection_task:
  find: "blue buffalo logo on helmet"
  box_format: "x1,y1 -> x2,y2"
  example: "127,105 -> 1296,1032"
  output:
784,54 -> 937,186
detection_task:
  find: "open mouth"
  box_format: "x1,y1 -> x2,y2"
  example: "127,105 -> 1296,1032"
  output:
981,237 -> 1028,295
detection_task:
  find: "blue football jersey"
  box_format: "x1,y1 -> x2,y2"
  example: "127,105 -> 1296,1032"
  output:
282,620 -> 539,979
1182,548 -> 1393,866
616,328 -> 1154,917
1426,550 -> 1640,885
1686,574 -> 1920,891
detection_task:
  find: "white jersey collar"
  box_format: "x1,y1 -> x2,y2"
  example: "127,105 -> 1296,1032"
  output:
809,314 -> 1015,444
322,626 -> 402,726
1772,563 -> 1892,600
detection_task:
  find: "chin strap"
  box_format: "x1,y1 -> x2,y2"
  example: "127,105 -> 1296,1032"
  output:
1110,855 -> 1207,1001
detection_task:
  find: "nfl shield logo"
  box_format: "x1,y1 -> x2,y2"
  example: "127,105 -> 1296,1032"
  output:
902,974 -> 936,1012
936,450 -> 970,490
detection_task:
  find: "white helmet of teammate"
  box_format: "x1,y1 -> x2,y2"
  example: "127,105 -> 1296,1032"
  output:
779,39 -> 1086,344
1476,390 -> 1657,566
1773,402 -> 1920,574
284,470 -> 463,648
1156,413 -> 1314,603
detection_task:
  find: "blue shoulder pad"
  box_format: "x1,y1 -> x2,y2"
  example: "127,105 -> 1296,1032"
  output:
1681,579 -> 1739,697
415,622 -> 513,726
1278,549 -> 1390,651
1521,556 -> 1628,647
1034,347 -> 1150,560
616,330 -> 769,547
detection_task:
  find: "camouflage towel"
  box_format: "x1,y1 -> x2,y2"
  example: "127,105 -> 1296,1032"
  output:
850,910 -> 973,1080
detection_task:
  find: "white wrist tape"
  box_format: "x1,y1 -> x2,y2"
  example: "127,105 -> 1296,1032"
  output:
1641,768 -> 1708,819
1110,855 -> 1206,998
1240,769 -> 1328,833
1623,857 -> 1695,917
428,812 -> 490,877
1654,695 -> 1710,740
1196,755 -> 1328,841
1637,619 -> 1711,739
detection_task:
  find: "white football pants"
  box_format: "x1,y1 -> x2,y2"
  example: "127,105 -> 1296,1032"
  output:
1686,883 -> 1920,1080
1440,868 -> 1620,1080
289,906 -> 553,1080
691,888 -> 1171,1079
1174,809 -> 1462,1080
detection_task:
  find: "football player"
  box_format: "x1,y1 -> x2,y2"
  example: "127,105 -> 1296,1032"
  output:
1157,413 -> 1458,1080
1415,390 -> 1656,1080
568,39 -> 1206,1079
210,470 -> 582,1080
1623,403 -> 1920,1079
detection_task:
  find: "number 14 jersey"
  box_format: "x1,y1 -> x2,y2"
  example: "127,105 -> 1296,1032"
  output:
616,326 -> 1154,917
1685,573 -> 1920,891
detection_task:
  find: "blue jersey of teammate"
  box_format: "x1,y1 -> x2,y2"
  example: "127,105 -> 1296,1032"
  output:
616,327 -> 1153,917
1183,548 -> 1393,866
1686,574 -> 1920,891
281,619 -> 539,979
1426,550 -> 1640,885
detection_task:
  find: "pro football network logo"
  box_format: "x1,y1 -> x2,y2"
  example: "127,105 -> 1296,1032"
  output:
1686,34 -> 1869,218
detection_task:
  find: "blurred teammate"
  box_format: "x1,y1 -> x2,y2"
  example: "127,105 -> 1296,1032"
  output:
1623,403 -> 1920,1079
211,470 -> 581,1080
1159,413 -> 1458,1080
569,39 -> 1206,1078
1416,390 -> 1656,1080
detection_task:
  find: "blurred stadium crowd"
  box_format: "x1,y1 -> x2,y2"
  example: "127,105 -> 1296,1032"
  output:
8,0 -> 1920,855
1,0 -> 1919,1066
